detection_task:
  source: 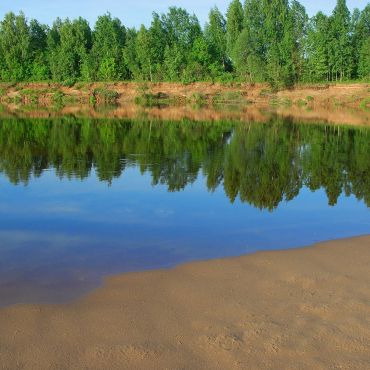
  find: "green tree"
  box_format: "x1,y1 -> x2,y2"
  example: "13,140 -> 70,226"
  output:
205,7 -> 228,72
29,19 -> 49,80
306,12 -> 330,81
226,0 -> 244,58
122,28 -> 140,80
355,4 -> 370,79
47,17 -> 92,81
135,25 -> 154,81
330,0 -> 353,80
161,7 -> 201,50
186,35 -> 213,80
160,7 -> 202,80
233,28 -> 266,82
163,44 -> 184,81
90,13 -> 126,81
148,13 -> 167,80
0,1 -> 368,85
263,0 -> 295,87
0,12 -> 32,81
232,0 -> 267,81
290,1 -> 308,82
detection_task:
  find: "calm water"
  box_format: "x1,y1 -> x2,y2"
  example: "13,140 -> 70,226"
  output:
0,117 -> 369,306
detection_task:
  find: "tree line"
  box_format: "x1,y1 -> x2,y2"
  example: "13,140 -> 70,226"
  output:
0,0 -> 369,87
0,117 -> 369,210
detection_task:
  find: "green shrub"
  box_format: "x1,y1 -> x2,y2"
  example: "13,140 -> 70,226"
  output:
92,88 -> 119,103
189,92 -> 208,105
260,88 -> 274,97
74,82 -> 85,90
89,95 -> 97,105
360,97 -> 370,110
213,91 -> 244,103
61,78 -> 76,88
53,91 -> 64,103
297,99 -> 308,107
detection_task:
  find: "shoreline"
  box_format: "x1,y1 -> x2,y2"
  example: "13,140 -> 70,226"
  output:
1,235 -> 369,369
1,102 -> 370,128
0,82 -> 369,127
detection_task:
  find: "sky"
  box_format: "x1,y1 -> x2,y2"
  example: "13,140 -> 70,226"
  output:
0,1 -> 368,28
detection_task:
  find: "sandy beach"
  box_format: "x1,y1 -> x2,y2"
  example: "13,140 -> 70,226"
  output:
0,235 -> 369,369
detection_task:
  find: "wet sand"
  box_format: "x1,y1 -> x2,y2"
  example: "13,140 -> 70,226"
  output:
0,235 -> 369,369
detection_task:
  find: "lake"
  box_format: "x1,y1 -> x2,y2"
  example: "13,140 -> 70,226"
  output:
0,116 -> 369,306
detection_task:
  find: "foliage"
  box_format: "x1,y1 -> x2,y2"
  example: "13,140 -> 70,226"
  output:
92,88 -> 119,103
0,1 -> 369,87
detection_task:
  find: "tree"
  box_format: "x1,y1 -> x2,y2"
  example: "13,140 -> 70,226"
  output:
47,17 -> 92,81
89,13 -> 126,81
205,7 -> 228,71
0,1 -> 368,85
226,0 -> 244,58
358,36 -> 370,79
330,0 -> 353,80
163,44 -> 185,81
306,12 -> 330,81
232,0 -> 266,81
290,1 -> 308,82
160,7 -> 202,79
161,7 -> 201,50
148,13 -> 167,80
122,28 -> 140,80
263,0 -> 295,87
354,4 -> 370,79
29,19 -> 49,80
233,28 -> 266,82
0,12 -> 32,81
135,25 -> 154,81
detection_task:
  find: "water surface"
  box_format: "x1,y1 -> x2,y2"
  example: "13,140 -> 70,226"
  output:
0,117 -> 369,306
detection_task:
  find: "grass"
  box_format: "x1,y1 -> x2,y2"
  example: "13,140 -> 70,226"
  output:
13,95 -> 22,104
18,89 -> 39,104
135,92 -> 185,107
188,92 -> 208,106
260,88 -> 275,97
61,79 -> 76,88
74,82 -> 86,90
213,91 -> 245,104
52,91 -> 64,105
269,97 -> 292,107
359,97 -> 370,111
295,80 -> 367,87
296,99 -> 308,107
92,88 -> 119,104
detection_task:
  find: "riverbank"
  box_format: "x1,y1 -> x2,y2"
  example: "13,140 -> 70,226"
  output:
1,235 -> 369,369
1,101 -> 370,128
1,82 -> 369,127
0,82 -> 369,109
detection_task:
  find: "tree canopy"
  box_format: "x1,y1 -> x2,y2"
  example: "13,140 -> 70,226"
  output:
0,1 -> 369,87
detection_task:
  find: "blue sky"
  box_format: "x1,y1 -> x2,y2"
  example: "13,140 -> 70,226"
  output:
0,1 -> 368,28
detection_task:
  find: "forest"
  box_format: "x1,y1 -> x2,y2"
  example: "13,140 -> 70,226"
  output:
0,117 -> 369,210
0,0 -> 369,88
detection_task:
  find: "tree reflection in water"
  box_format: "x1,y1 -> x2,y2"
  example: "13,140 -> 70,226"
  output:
0,117 -> 368,211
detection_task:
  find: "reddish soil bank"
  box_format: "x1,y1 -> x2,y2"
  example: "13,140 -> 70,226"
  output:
0,82 -> 369,126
